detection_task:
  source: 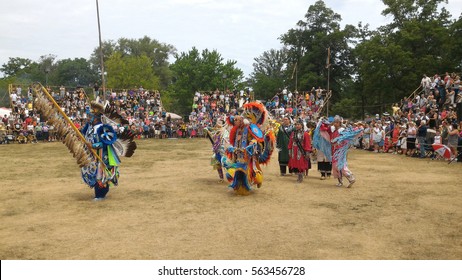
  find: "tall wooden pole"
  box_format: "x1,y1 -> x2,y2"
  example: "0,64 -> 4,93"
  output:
326,47 -> 330,117
96,0 -> 106,101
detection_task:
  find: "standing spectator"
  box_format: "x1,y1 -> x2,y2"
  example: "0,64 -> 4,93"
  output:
372,123 -> 385,153
363,123 -> 371,150
406,121 -> 417,156
441,120 -> 449,145
59,85 -> 66,99
421,74 -> 432,94
447,122 -> 459,160
11,91 -> 18,112
398,124 -> 407,155
446,88 -> 456,106
453,75 -> 460,95
42,122 -> 49,142
417,120 -> 428,158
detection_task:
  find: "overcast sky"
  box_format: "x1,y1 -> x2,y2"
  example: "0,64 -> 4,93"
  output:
1,0 -> 461,78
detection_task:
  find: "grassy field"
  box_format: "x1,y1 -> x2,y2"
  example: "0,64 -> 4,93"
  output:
0,138 -> 461,259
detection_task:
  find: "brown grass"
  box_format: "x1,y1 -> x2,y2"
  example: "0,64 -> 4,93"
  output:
0,138 -> 461,260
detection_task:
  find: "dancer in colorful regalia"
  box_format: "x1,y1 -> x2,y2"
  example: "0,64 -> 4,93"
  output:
288,119 -> 312,183
312,118 -> 333,180
221,102 -> 275,195
32,84 -> 137,201
330,116 -> 363,188
276,116 -> 293,176
205,117 -> 229,183
81,100 -> 137,200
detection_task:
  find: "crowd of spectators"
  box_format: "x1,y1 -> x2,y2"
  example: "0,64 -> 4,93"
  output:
264,86 -> 329,120
2,74 -> 461,162
187,86 -> 329,134
351,72 -> 461,162
1,84 -> 194,144
188,89 -> 252,138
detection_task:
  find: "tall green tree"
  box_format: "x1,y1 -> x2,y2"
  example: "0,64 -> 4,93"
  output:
90,36 -> 176,89
279,0 -> 356,101
351,0 -> 460,118
448,15 -> 462,72
382,0 -> 454,74
32,54 -> 57,86
105,52 -> 160,90
0,55 -> 58,85
51,58 -> 97,87
0,57 -> 33,77
354,34 -> 414,115
250,48 -> 288,100
168,47 -> 244,115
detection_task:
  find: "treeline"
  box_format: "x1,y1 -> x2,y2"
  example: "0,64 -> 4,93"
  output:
1,0 -> 461,117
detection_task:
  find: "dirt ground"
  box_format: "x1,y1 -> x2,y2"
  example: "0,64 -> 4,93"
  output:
0,138 -> 461,260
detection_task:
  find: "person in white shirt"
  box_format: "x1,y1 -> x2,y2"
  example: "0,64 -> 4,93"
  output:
10,92 -> 18,103
421,74 -> 432,94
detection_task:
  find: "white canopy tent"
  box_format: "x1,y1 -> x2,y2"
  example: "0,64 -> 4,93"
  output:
165,112 -> 182,120
0,107 -> 12,117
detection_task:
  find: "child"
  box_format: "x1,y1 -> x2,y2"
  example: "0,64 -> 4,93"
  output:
432,130 -> 443,160
433,130 -> 442,145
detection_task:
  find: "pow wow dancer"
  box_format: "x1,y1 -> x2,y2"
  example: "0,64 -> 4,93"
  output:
221,102 -> 276,195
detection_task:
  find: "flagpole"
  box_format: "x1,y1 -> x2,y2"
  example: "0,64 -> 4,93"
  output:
291,62 -> 298,108
326,47 -> 330,117
96,0 -> 106,101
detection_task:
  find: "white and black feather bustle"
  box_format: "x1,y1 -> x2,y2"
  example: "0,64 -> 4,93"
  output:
104,104 -> 129,126
113,129 -> 137,158
102,103 -> 137,158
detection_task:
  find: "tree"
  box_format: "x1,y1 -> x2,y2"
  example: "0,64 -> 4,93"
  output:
448,15 -> 462,72
0,55 -> 58,85
0,57 -> 33,77
168,47 -> 244,115
347,0 -> 462,119
381,0 -> 455,74
90,36 -> 176,89
105,52 -> 160,90
250,48 -> 288,100
51,58 -> 97,87
354,34 -> 414,115
279,0 -> 356,101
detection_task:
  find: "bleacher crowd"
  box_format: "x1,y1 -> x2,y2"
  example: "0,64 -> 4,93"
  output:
2,74 -> 461,162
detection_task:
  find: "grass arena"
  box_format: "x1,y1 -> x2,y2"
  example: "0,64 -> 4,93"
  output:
0,138 -> 461,260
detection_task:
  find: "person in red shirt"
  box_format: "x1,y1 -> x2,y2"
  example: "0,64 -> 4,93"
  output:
391,123 -> 400,154
440,108 -> 448,121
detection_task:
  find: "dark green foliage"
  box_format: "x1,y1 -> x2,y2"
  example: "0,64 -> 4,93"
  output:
168,47 -> 244,115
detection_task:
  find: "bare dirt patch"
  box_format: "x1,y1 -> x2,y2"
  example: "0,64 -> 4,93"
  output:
0,139 -> 461,259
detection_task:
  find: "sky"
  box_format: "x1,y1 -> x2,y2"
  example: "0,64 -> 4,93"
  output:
1,0 -> 461,78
